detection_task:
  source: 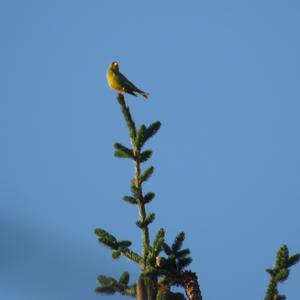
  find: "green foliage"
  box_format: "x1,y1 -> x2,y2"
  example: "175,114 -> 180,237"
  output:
118,240 -> 132,248
140,166 -> 154,183
287,253 -> 300,267
95,94 -> 198,299
177,257 -> 192,269
143,192 -> 155,204
115,95 -> 161,152
156,286 -> 187,300
134,219 -> 144,230
96,275 -> 117,294
116,93 -> 136,141
144,275 -> 158,300
275,269 -> 289,282
264,245 -> 300,300
135,124 -> 147,150
130,182 -> 140,199
135,121 -> 161,150
94,228 -> 141,263
94,228 -> 118,249
276,245 -> 289,269
96,273 -> 136,297
124,249 -> 142,264
114,143 -> 134,159
177,249 -> 191,258
112,250 -> 121,259
97,275 -> 116,286
172,232 -> 185,252
156,286 -> 169,300
153,228 -> 165,256
95,93 -> 300,300
144,212 -> 156,226
123,195 -> 137,205
140,149 -> 152,162
141,121 -> 161,146
119,272 -> 130,285
145,229 -> 166,267
162,243 -> 172,256
95,286 -> 115,294
136,212 -> 156,228
158,231 -> 192,278
169,292 -> 187,300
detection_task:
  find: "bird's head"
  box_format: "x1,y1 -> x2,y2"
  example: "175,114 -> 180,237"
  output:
110,61 -> 119,72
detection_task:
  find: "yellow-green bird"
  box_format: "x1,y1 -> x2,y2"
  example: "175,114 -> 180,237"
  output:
106,61 -> 149,99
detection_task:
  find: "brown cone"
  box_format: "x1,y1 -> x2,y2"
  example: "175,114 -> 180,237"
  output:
181,271 -> 202,300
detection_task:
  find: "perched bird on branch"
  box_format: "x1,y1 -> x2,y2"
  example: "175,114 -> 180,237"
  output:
106,61 -> 149,99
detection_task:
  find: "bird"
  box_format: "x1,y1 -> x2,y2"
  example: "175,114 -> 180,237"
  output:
106,61 -> 149,99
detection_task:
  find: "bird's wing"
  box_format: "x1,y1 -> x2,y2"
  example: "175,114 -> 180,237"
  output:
116,72 -> 141,92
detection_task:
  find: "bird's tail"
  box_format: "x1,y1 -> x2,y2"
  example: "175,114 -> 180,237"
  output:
139,91 -> 149,99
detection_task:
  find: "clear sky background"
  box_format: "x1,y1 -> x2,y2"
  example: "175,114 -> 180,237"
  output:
1,1 -> 300,300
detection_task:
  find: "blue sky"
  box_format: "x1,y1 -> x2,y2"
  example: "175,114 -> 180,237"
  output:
1,1 -> 300,299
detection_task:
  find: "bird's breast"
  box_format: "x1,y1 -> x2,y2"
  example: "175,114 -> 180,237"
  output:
106,71 -> 123,91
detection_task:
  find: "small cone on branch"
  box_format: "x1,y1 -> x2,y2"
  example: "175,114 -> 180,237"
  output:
181,271 -> 202,300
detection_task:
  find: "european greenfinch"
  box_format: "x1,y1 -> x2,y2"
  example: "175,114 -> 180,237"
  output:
106,61 -> 149,99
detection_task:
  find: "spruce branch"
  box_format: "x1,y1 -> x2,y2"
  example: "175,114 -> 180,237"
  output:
96,273 -> 136,297
94,82 -> 300,300
133,147 -> 150,266
114,142 -> 134,159
144,121 -> 161,144
94,228 -> 141,264
264,245 -> 300,300
135,121 -> 161,150
140,150 -> 152,163
112,250 -> 121,259
172,232 -> 185,252
94,228 -> 118,249
141,121 -> 161,147
153,228 -> 165,256
287,253 -> 300,268
136,124 -> 147,150
136,212 -> 156,228
140,166 -> 154,183
96,92 -> 200,299
123,195 -> 138,205
116,93 -> 136,142
118,240 -> 132,248
145,228 -> 166,269
115,93 -> 159,269
150,231 -> 199,300
143,191 -> 155,204
178,257 -> 192,270
119,271 -> 130,285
